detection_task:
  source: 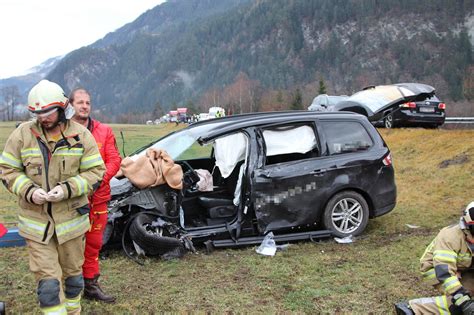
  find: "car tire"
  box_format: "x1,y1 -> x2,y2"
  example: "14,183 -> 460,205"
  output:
129,213 -> 183,256
322,191 -> 369,238
384,113 -> 395,129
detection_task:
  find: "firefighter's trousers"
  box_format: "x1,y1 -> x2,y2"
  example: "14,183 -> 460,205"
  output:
26,234 -> 85,315
409,271 -> 474,314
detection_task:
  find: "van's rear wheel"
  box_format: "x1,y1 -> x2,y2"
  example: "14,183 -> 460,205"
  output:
323,191 -> 369,238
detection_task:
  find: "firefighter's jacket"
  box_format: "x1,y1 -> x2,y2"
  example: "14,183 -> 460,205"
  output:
420,220 -> 474,295
0,119 -> 105,245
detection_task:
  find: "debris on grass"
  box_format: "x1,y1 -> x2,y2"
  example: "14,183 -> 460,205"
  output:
276,244 -> 289,252
405,224 -> 420,229
256,232 -> 277,256
438,153 -> 470,168
334,235 -> 353,244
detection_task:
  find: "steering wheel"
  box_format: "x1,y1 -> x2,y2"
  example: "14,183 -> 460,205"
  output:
178,161 -> 200,191
179,161 -> 195,173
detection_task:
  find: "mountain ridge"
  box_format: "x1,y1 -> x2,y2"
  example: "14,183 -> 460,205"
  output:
3,0 -> 473,119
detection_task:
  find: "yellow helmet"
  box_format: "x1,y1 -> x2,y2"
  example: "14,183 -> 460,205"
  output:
28,80 -> 68,113
462,201 -> 474,225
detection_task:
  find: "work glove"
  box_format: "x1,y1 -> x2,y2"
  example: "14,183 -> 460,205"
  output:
47,185 -> 65,202
32,188 -> 48,205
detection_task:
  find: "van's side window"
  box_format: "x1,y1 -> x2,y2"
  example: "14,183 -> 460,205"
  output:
262,124 -> 319,165
322,121 -> 373,155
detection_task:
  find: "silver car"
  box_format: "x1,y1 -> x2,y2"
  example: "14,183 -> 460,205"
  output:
308,94 -> 348,111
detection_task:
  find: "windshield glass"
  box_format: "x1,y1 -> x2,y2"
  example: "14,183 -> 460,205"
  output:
129,123 -> 219,161
423,95 -> 440,102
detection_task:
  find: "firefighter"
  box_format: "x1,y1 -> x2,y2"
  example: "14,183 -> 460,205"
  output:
395,201 -> 474,315
0,80 -> 105,314
70,88 -> 121,303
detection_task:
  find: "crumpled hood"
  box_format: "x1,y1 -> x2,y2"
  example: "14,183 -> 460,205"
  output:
334,83 -> 435,119
110,176 -> 133,196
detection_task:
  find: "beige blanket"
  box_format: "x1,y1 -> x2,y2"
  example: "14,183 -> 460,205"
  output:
119,148 -> 183,189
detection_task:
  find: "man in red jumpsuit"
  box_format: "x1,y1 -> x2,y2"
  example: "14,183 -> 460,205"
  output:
70,88 -> 121,303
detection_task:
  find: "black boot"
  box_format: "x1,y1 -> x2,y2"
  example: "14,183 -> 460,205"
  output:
84,275 -> 116,303
394,302 -> 414,315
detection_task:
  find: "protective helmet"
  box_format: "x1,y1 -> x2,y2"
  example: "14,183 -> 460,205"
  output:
463,201 -> 474,225
28,80 -> 68,114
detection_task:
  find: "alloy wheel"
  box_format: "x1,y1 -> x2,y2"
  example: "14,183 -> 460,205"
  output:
384,114 -> 393,128
330,197 -> 364,234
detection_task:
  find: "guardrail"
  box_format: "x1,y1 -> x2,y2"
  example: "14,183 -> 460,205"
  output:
445,117 -> 474,124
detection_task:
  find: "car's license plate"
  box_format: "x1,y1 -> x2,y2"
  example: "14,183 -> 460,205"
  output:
419,107 -> 435,113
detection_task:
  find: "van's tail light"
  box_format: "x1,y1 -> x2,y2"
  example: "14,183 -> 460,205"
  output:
438,103 -> 446,110
383,153 -> 392,166
400,102 -> 416,108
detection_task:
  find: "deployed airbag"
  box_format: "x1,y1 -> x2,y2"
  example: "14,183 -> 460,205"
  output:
214,133 -> 247,178
263,125 -> 316,156
119,148 -> 183,189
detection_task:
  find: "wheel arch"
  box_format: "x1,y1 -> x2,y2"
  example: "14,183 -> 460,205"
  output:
320,187 -> 374,221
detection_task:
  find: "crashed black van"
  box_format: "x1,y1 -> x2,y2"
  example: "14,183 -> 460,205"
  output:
104,111 -> 396,258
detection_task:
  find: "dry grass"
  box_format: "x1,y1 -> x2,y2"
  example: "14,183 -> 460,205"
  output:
375,128 -> 474,232
0,122 -> 473,313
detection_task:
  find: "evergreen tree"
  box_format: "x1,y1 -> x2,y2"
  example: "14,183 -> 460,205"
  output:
277,90 -> 284,103
152,101 -> 164,119
290,88 -> 303,110
318,78 -> 327,95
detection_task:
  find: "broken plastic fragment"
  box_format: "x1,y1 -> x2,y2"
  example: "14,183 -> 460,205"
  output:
405,224 -> 420,229
181,235 -> 196,253
256,232 -> 277,256
132,241 -> 146,256
276,244 -> 289,251
334,235 -> 353,244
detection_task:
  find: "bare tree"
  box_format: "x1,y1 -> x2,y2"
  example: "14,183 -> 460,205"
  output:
2,85 -> 21,121
0,106 -> 7,121
221,72 -> 262,114
198,87 -> 222,112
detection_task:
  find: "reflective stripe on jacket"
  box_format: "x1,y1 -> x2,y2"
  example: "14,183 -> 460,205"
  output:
88,119 -> 121,205
420,221 -> 474,295
0,120 -> 105,244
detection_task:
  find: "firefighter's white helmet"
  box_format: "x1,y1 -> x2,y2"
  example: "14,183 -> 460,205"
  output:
28,80 -> 68,113
462,201 -> 474,225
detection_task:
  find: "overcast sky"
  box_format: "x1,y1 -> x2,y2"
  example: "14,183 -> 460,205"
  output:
0,0 -> 165,79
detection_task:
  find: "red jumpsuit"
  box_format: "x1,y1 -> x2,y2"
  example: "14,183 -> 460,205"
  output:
83,119 -> 121,279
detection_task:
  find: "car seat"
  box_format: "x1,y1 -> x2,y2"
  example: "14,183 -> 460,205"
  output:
197,162 -> 245,225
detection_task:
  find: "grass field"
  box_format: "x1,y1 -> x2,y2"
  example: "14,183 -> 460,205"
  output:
0,121 -> 473,313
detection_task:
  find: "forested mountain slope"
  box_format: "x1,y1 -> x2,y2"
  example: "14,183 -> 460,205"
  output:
45,0 -> 474,117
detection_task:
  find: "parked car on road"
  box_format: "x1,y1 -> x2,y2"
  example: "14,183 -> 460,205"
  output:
104,111 -> 396,259
332,83 -> 436,127
382,95 -> 446,128
308,94 -> 349,111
